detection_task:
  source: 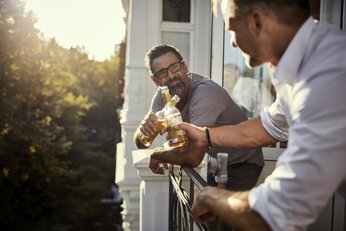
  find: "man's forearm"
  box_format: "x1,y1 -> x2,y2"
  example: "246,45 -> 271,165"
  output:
216,191 -> 271,230
193,187 -> 271,231
151,146 -> 204,167
209,117 -> 276,149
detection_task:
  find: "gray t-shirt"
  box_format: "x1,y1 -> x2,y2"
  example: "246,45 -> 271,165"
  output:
150,73 -> 263,166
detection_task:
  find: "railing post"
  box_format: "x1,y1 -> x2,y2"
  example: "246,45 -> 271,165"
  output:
169,164 -> 177,231
208,153 -> 229,188
133,149 -> 170,231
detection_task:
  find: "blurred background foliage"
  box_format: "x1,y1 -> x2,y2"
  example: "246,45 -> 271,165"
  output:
0,0 -> 124,230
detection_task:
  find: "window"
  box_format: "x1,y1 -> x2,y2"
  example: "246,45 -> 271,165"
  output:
320,0 -> 345,30
161,0 -> 193,66
162,31 -> 190,61
223,31 -> 273,119
162,0 -> 191,22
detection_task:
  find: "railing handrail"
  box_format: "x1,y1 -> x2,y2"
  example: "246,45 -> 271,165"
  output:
181,165 -> 208,191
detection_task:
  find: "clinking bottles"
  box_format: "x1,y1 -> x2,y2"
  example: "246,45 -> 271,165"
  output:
164,95 -> 188,148
138,86 -> 177,148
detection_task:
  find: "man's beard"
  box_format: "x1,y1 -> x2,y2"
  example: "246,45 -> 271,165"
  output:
167,76 -> 187,96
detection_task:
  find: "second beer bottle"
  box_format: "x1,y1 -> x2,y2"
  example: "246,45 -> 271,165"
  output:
163,94 -> 189,148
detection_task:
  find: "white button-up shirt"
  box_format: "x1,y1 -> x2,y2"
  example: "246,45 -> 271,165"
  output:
249,17 -> 346,231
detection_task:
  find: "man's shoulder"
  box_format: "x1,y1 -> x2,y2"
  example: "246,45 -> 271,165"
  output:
306,20 -> 346,64
190,78 -> 234,108
191,72 -> 225,92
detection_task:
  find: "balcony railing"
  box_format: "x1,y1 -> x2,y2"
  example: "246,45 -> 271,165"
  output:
168,164 -> 208,231
168,153 -> 229,231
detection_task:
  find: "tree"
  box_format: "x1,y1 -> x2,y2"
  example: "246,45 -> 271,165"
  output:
0,0 -> 123,230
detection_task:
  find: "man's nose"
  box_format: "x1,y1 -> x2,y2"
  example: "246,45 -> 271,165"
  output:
167,69 -> 175,79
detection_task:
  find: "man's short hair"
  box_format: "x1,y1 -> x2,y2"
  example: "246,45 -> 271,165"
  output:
214,0 -> 310,25
144,44 -> 183,74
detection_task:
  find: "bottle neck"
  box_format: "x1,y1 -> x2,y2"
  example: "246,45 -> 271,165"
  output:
161,86 -> 171,104
170,95 -> 180,106
162,92 -> 171,104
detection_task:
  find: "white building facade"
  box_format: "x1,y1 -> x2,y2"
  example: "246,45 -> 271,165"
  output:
116,1 -> 212,230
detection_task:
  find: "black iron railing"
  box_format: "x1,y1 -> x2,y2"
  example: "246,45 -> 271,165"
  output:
168,164 -> 208,231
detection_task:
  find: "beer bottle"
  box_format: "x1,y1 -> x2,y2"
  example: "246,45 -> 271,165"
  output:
137,86 -> 176,147
164,95 -> 188,148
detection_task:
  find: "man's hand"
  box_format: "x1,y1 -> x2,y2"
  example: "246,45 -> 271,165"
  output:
150,139 -> 205,168
192,186 -> 271,231
140,112 -> 160,137
149,156 -> 168,174
134,112 -> 166,149
174,122 -> 208,149
192,186 -> 220,224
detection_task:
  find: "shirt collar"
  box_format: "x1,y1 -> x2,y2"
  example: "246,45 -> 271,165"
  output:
273,17 -> 316,85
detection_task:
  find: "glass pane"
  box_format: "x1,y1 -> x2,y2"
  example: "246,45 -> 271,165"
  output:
162,0 -> 190,22
223,31 -> 274,119
162,31 -> 190,62
320,0 -> 344,29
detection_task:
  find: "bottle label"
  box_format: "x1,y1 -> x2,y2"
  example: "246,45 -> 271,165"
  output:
166,112 -> 183,124
166,113 -> 188,147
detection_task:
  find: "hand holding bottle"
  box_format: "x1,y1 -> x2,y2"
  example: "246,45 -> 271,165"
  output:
138,112 -> 166,148
137,86 -> 171,148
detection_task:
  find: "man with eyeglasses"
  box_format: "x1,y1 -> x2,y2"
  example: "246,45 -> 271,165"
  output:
134,44 -> 264,195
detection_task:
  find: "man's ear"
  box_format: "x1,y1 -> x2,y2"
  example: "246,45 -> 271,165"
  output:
248,8 -> 263,35
150,74 -> 155,81
150,75 -> 160,86
182,60 -> 188,70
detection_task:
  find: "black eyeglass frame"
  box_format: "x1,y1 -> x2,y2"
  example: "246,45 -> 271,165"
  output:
152,60 -> 184,79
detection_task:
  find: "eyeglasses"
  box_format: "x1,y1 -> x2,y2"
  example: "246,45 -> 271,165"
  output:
152,60 -> 184,79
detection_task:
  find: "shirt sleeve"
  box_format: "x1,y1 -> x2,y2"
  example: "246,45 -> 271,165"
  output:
249,120 -> 346,230
149,88 -> 164,112
249,76 -> 346,231
260,95 -> 289,142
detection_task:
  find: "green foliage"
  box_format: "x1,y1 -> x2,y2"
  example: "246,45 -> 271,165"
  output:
0,0 -> 123,230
